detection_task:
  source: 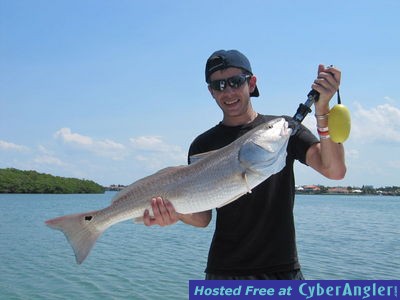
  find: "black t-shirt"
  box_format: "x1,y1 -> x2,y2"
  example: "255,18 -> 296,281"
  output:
188,114 -> 319,275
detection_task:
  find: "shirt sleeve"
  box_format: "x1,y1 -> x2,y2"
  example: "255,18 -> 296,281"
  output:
288,122 -> 319,165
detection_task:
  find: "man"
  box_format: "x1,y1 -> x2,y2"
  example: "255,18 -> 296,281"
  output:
143,50 -> 346,279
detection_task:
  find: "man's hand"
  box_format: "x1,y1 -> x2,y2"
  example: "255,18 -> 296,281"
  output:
312,64 -> 341,115
143,197 -> 179,227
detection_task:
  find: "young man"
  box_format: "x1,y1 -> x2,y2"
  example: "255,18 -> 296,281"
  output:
143,50 -> 346,279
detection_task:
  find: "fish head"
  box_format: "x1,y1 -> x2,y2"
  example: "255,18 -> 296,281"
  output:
239,118 -> 292,174
250,118 -> 292,151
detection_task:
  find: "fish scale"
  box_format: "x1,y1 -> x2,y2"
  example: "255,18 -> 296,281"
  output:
45,117 -> 291,264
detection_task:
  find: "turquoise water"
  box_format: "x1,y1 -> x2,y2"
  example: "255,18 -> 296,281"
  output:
0,193 -> 399,299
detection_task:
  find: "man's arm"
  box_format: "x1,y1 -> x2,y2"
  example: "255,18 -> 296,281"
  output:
306,141 -> 346,179
306,64 -> 346,179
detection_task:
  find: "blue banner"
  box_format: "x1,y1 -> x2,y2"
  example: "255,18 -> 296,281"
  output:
189,280 -> 399,300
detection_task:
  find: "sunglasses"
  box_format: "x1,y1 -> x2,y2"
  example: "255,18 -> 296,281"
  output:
209,74 -> 251,92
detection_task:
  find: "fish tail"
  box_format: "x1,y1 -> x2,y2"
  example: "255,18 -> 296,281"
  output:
45,210 -> 104,264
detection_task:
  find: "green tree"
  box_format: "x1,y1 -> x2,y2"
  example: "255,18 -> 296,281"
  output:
0,168 -> 105,194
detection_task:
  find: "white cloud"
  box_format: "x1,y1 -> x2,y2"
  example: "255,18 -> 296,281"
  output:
383,96 -> 396,104
54,128 -> 93,145
301,101 -> 400,144
130,136 -> 163,149
352,102 -> 400,143
38,145 -> 51,154
0,140 -> 29,152
130,136 -> 182,153
130,135 -> 186,169
36,129 -> 188,183
54,128 -> 126,160
33,145 -> 67,167
97,139 -> 126,151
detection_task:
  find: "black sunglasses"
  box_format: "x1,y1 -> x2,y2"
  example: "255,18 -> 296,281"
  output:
209,74 -> 251,92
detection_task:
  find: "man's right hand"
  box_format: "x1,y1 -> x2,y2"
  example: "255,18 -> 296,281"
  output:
143,197 -> 179,227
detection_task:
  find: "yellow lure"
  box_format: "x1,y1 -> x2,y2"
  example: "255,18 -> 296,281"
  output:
329,104 -> 351,143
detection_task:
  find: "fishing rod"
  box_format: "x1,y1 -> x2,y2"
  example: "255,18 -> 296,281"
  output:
293,89 -> 320,124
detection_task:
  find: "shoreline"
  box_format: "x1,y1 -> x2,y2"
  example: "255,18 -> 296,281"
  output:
295,192 -> 400,197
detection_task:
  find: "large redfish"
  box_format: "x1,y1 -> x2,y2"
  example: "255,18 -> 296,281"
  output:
46,118 -> 291,264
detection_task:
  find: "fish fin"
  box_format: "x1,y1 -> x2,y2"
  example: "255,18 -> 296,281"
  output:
153,166 -> 184,175
242,172 -> 252,194
189,150 -> 218,164
45,211 -> 104,264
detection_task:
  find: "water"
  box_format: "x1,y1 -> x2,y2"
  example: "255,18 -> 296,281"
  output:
295,195 -> 400,279
0,193 -> 399,299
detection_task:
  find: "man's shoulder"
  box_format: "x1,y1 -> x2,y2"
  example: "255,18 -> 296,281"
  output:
259,114 -> 292,122
190,124 -> 223,153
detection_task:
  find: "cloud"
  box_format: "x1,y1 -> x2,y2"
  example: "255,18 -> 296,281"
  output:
130,135 -> 186,169
3,130 -> 187,185
54,128 -> 93,145
352,102 -> 400,143
0,140 -> 29,152
301,101 -> 400,145
33,145 -> 67,167
36,129 -> 188,183
55,128 -> 126,160
130,136 -> 182,152
383,96 -> 396,104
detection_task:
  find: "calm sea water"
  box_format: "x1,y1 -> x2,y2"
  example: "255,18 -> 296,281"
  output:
0,193 -> 399,299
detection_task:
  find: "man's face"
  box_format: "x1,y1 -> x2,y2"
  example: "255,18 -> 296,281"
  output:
208,67 -> 257,123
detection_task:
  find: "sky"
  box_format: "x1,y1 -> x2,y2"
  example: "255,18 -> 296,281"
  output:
1,0 -> 399,188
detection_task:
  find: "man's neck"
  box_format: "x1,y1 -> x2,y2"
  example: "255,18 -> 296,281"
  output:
222,110 -> 259,127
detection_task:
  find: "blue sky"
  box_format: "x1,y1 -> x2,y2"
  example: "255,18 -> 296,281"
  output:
1,0 -> 399,187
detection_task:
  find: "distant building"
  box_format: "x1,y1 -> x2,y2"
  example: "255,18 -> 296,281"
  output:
301,185 -> 321,193
107,184 -> 126,191
327,187 -> 349,194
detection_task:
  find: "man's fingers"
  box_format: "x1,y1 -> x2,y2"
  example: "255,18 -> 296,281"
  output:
143,209 -> 153,226
164,199 -> 179,223
142,197 -> 178,227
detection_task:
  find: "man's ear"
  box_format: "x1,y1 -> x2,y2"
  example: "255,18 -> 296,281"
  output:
249,75 -> 257,94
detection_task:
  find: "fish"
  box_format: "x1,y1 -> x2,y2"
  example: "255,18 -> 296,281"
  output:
45,117 -> 292,264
